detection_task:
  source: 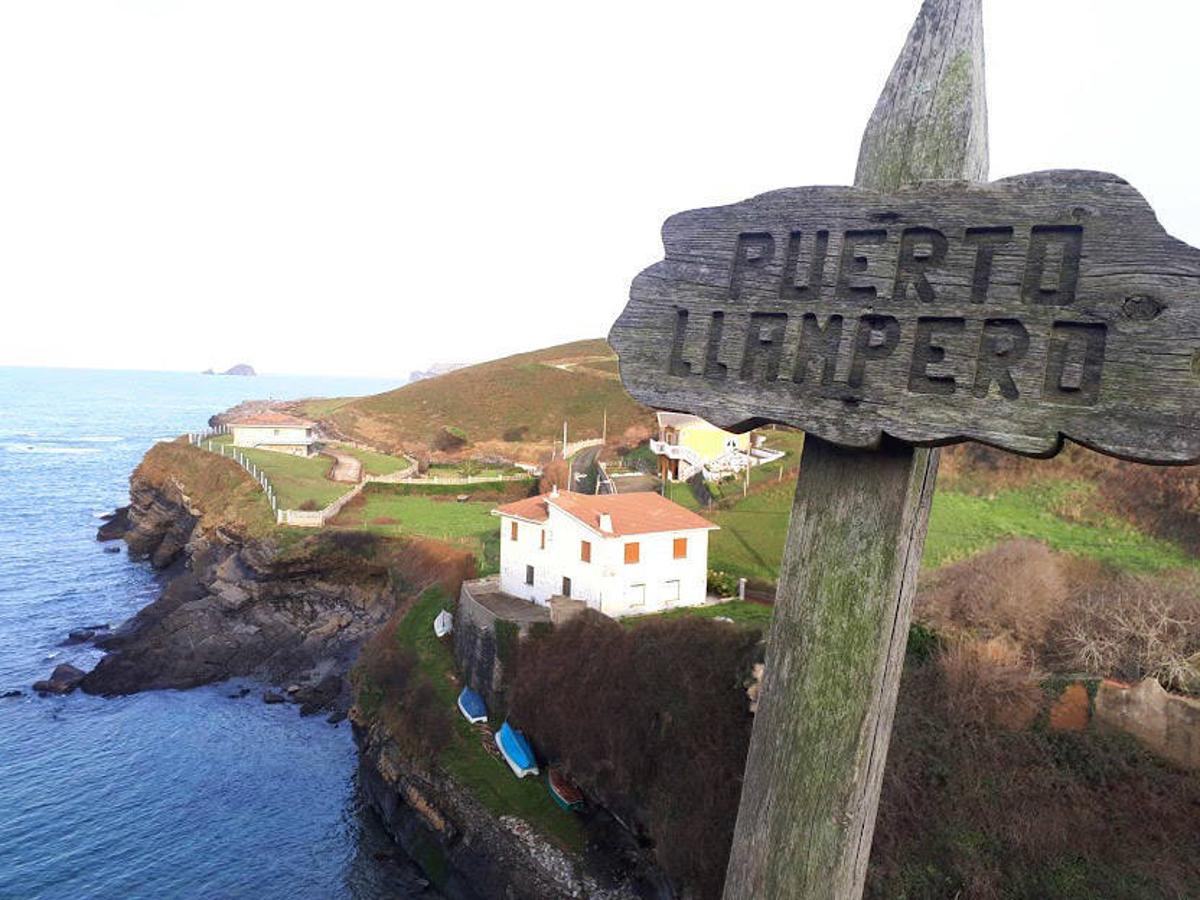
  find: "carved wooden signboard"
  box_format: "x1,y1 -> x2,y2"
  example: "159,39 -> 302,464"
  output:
610,171 -> 1200,463
608,1 -> 1199,898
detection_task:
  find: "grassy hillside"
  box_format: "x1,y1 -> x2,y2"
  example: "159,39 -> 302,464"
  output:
135,440 -> 277,538
301,339 -> 655,459
692,443 -> 1200,584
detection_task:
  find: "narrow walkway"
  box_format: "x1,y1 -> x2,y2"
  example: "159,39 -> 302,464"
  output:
323,448 -> 363,484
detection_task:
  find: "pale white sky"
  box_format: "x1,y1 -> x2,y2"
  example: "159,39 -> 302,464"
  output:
1,1 -> 1197,378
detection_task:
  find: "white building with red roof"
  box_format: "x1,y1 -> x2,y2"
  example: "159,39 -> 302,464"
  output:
492,488 -> 717,618
228,411 -> 317,457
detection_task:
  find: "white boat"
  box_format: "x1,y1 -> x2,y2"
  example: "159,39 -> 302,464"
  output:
433,610 -> 453,638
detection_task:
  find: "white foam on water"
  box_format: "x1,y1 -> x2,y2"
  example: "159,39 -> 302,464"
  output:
5,445 -> 101,455
77,436 -> 123,443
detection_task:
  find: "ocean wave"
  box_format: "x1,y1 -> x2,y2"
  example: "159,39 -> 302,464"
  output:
4,444 -> 101,455
77,436 -> 123,443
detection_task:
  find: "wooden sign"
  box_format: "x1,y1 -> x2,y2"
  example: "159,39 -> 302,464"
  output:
610,171 -> 1200,463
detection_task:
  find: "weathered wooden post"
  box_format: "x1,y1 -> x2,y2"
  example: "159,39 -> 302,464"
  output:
609,0 -> 1200,896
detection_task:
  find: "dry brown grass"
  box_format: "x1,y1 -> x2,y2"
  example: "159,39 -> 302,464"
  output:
937,637 -> 1043,730
316,338 -> 656,460
917,539 -> 1072,650
917,538 -> 1200,695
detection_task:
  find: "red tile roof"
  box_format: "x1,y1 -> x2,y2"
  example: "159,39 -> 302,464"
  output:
495,491 -> 716,536
228,411 -> 315,428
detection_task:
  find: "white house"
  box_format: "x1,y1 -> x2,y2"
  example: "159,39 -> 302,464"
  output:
228,412 -> 317,457
492,488 -> 717,618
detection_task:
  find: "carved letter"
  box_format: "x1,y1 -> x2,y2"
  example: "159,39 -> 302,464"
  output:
704,311 -> 728,380
668,308 -> 693,377
964,227 -> 1015,303
729,233 -> 775,302
1022,225 -> 1083,305
741,313 -> 788,382
892,227 -> 948,303
792,314 -> 844,386
1043,321 -> 1106,405
780,230 -> 829,302
972,319 -> 1030,400
836,230 -> 887,301
908,316 -> 965,395
848,315 -> 900,389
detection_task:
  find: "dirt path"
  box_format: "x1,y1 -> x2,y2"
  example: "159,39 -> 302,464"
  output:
323,448 -> 363,484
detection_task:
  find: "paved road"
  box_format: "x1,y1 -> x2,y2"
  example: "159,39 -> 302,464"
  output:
569,445 -> 602,494
323,448 -> 363,483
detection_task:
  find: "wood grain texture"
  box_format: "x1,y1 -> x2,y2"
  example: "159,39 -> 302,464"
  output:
609,171 -> 1200,464
716,1 -> 987,898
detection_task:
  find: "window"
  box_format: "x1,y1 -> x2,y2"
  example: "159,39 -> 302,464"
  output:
624,542 -> 640,564
525,565 -> 534,586
510,521 -> 518,542
540,530 -> 546,550
580,540 -> 591,563
625,583 -> 646,607
673,537 -> 688,560
663,580 -> 681,605
561,576 -> 572,598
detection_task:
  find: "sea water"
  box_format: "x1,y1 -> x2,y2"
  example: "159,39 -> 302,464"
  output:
0,367 -> 427,900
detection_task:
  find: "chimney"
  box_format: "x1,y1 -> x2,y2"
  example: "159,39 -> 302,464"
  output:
550,484 -> 559,498
599,513 -> 613,534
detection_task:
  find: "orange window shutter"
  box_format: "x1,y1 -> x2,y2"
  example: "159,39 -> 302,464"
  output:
674,537 -> 687,559
510,521 -> 518,541
625,542 -> 640,564
540,530 -> 545,549
581,540 -> 591,563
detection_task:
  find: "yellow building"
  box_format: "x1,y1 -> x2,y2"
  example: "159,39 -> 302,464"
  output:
650,413 -> 752,482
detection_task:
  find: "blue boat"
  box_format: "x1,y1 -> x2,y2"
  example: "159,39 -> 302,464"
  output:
495,721 -> 539,778
457,687 -> 488,725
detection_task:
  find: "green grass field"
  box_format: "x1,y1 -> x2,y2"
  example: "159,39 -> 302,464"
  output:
630,600 -> 773,630
331,443 -> 412,476
701,478 -> 1196,584
332,487 -> 500,574
398,587 -> 585,850
207,436 -> 351,510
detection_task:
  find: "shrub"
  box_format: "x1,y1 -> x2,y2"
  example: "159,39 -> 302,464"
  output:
502,426 -> 529,443
538,460 -> 570,494
354,615 -> 453,761
1048,571 -> 1200,692
508,613 -> 761,899
298,499 -> 320,511
936,637 -> 1042,730
432,427 -> 468,452
708,569 -> 739,599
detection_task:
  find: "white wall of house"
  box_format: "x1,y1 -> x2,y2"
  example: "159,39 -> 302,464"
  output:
231,424 -> 314,456
497,504 -> 711,618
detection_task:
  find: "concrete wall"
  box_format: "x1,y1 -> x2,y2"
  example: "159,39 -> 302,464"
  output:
1096,677 -> 1200,770
496,505 -> 710,618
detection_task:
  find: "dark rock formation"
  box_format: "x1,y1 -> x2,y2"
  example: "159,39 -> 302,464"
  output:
353,715 -> 660,900
3,690 -> 24,699
96,507 -> 130,542
63,629 -> 96,645
262,691 -> 286,704
82,473 -> 407,714
33,664 -> 86,695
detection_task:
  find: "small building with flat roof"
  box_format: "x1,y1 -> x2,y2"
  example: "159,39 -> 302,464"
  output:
228,412 -> 316,457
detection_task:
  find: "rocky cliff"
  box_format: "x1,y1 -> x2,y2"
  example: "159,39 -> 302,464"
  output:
353,714 -> 665,900
85,455 -> 463,714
